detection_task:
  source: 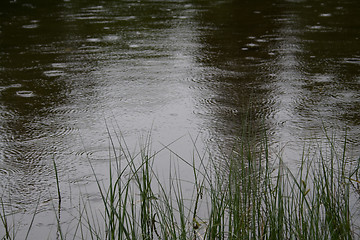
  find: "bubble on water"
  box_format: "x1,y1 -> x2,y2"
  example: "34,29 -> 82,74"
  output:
43,70 -> 65,77
16,91 -> 35,98
245,57 -> 259,61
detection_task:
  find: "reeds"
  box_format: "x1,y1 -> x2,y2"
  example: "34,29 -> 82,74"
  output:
1,128 -> 359,239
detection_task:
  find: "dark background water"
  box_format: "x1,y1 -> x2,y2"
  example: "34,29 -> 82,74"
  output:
0,0 -> 359,238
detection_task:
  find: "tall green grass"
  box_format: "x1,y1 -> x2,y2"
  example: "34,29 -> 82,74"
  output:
1,128 -> 359,239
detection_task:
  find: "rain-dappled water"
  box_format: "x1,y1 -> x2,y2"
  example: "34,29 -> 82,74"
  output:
1,0 -> 360,238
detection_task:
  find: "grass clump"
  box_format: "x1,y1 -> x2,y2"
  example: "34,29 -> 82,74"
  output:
1,128 -> 359,239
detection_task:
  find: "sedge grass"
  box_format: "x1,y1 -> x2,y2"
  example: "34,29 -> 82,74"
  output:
1,128 -> 359,239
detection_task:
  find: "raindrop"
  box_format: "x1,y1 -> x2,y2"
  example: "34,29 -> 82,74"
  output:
43,70 -> 65,77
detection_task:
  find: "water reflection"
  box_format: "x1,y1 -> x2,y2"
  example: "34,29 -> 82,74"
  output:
193,0 -> 280,151
0,0 -> 359,238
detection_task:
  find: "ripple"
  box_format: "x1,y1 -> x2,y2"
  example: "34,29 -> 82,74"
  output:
187,84 -> 208,90
0,108 -> 16,119
103,35 -> 120,42
47,105 -> 91,116
261,34 -> 284,42
1,149 -> 33,174
75,147 -> 120,161
343,57 -> 360,65
115,16 -> 136,21
78,45 -> 101,53
51,63 -> 67,68
83,5 -> 104,11
193,107 -> 215,117
86,38 -> 101,43
245,43 -> 260,48
43,70 -> 65,77
8,84 -> 23,88
173,15 -> 188,19
0,164 -> 18,176
256,38 -> 268,43
199,97 -> 218,106
73,15 -> 102,20
312,74 -> 333,83
16,90 -> 35,98
22,24 -> 39,29
129,44 -> 140,48
48,125 -> 78,138
306,25 -> 332,32
308,25 -> 324,30
319,13 -> 332,17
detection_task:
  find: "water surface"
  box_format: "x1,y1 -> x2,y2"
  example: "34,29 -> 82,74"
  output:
0,0 -> 359,237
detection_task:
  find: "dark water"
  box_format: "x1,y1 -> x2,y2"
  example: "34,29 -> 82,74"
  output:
1,0 -> 359,237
